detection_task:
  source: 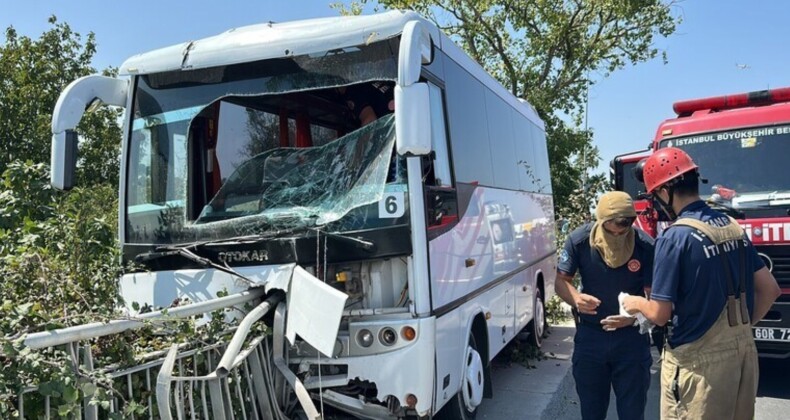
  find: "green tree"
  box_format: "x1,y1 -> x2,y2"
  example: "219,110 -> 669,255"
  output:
332,0 -> 678,221
0,16 -> 122,186
0,17 -> 127,416
0,162 -> 124,417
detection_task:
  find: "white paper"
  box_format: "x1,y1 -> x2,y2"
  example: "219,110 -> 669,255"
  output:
286,266 -> 349,357
617,292 -> 637,319
618,292 -> 654,335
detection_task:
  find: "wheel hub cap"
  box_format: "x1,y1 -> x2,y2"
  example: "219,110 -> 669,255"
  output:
535,299 -> 545,337
462,345 -> 484,412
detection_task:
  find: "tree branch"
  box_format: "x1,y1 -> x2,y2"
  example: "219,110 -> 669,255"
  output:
464,0 -> 519,93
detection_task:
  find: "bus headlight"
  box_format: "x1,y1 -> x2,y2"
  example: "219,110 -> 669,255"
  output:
357,329 -> 374,347
379,327 -> 398,346
349,321 -> 419,355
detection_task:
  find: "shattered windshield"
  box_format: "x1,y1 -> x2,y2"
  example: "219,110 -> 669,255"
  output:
197,115 -> 396,226
125,39 -> 408,245
660,124 -> 790,208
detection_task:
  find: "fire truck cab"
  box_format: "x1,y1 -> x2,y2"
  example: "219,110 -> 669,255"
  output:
612,86 -> 790,358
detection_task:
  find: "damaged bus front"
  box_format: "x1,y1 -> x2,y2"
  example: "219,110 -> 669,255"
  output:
121,27 -> 433,418
45,10 -> 555,419
49,12 -> 437,418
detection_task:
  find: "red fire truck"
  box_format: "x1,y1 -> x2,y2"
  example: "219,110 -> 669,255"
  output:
612,86 -> 790,358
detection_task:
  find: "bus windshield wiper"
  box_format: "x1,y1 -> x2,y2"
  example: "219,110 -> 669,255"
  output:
316,229 -> 376,252
169,216 -> 323,249
195,220 -> 376,252
221,226 -> 377,252
134,246 -> 255,284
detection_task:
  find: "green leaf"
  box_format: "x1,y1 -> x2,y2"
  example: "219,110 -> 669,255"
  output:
58,404 -> 73,417
63,385 -> 79,403
80,382 -> 98,397
38,381 -> 55,396
123,401 -> 144,415
16,302 -> 33,316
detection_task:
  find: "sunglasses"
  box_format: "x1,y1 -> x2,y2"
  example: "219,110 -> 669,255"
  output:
610,217 -> 636,228
602,218 -> 636,236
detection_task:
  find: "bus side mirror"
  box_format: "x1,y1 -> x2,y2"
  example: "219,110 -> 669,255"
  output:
51,130 -> 79,190
395,83 -> 431,156
51,75 -> 128,190
398,20 -> 433,87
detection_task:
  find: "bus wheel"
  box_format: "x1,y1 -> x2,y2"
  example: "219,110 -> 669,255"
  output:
528,288 -> 546,348
438,334 -> 484,419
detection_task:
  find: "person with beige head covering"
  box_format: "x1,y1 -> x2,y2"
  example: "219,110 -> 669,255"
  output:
555,191 -> 655,420
589,191 -> 638,269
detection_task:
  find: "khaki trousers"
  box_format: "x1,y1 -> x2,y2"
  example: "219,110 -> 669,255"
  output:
660,304 -> 758,420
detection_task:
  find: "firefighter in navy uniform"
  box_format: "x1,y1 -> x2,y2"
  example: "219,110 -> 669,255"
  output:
622,147 -> 781,420
555,191 -> 654,420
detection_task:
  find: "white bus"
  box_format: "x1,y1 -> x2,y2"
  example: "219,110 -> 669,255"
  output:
50,10 -> 555,419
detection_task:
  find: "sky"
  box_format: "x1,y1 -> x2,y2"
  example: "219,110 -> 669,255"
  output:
4,0 -> 790,176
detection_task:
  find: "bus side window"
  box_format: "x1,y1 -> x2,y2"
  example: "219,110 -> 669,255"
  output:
426,83 -> 458,234
426,184 -> 458,231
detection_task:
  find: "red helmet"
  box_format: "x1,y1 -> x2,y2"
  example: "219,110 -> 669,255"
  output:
642,147 -> 698,193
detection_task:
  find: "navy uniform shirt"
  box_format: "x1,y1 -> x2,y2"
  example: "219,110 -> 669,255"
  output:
651,200 -> 765,348
558,223 -> 655,326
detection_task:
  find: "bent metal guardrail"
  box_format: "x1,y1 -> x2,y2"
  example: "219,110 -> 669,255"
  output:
154,294 -> 308,420
23,290 -> 267,350
16,288 -> 304,419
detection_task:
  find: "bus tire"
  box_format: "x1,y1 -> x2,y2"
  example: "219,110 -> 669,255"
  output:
437,334 -> 484,420
527,288 -> 546,348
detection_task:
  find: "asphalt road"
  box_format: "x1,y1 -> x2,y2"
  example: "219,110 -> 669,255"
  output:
547,347 -> 662,420
538,343 -> 790,419
319,324 -> 788,419
472,317 -> 788,420
755,357 -> 790,420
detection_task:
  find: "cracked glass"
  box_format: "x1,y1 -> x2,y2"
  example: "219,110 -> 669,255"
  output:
126,39 -> 407,245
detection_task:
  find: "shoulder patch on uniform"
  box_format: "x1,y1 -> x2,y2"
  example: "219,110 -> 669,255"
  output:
627,259 -> 641,272
559,249 -> 570,263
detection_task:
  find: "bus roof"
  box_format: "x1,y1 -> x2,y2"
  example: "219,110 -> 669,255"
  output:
119,10 -> 436,76
118,10 -> 545,129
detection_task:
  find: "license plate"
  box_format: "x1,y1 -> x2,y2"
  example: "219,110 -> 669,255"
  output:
752,327 -> 790,342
